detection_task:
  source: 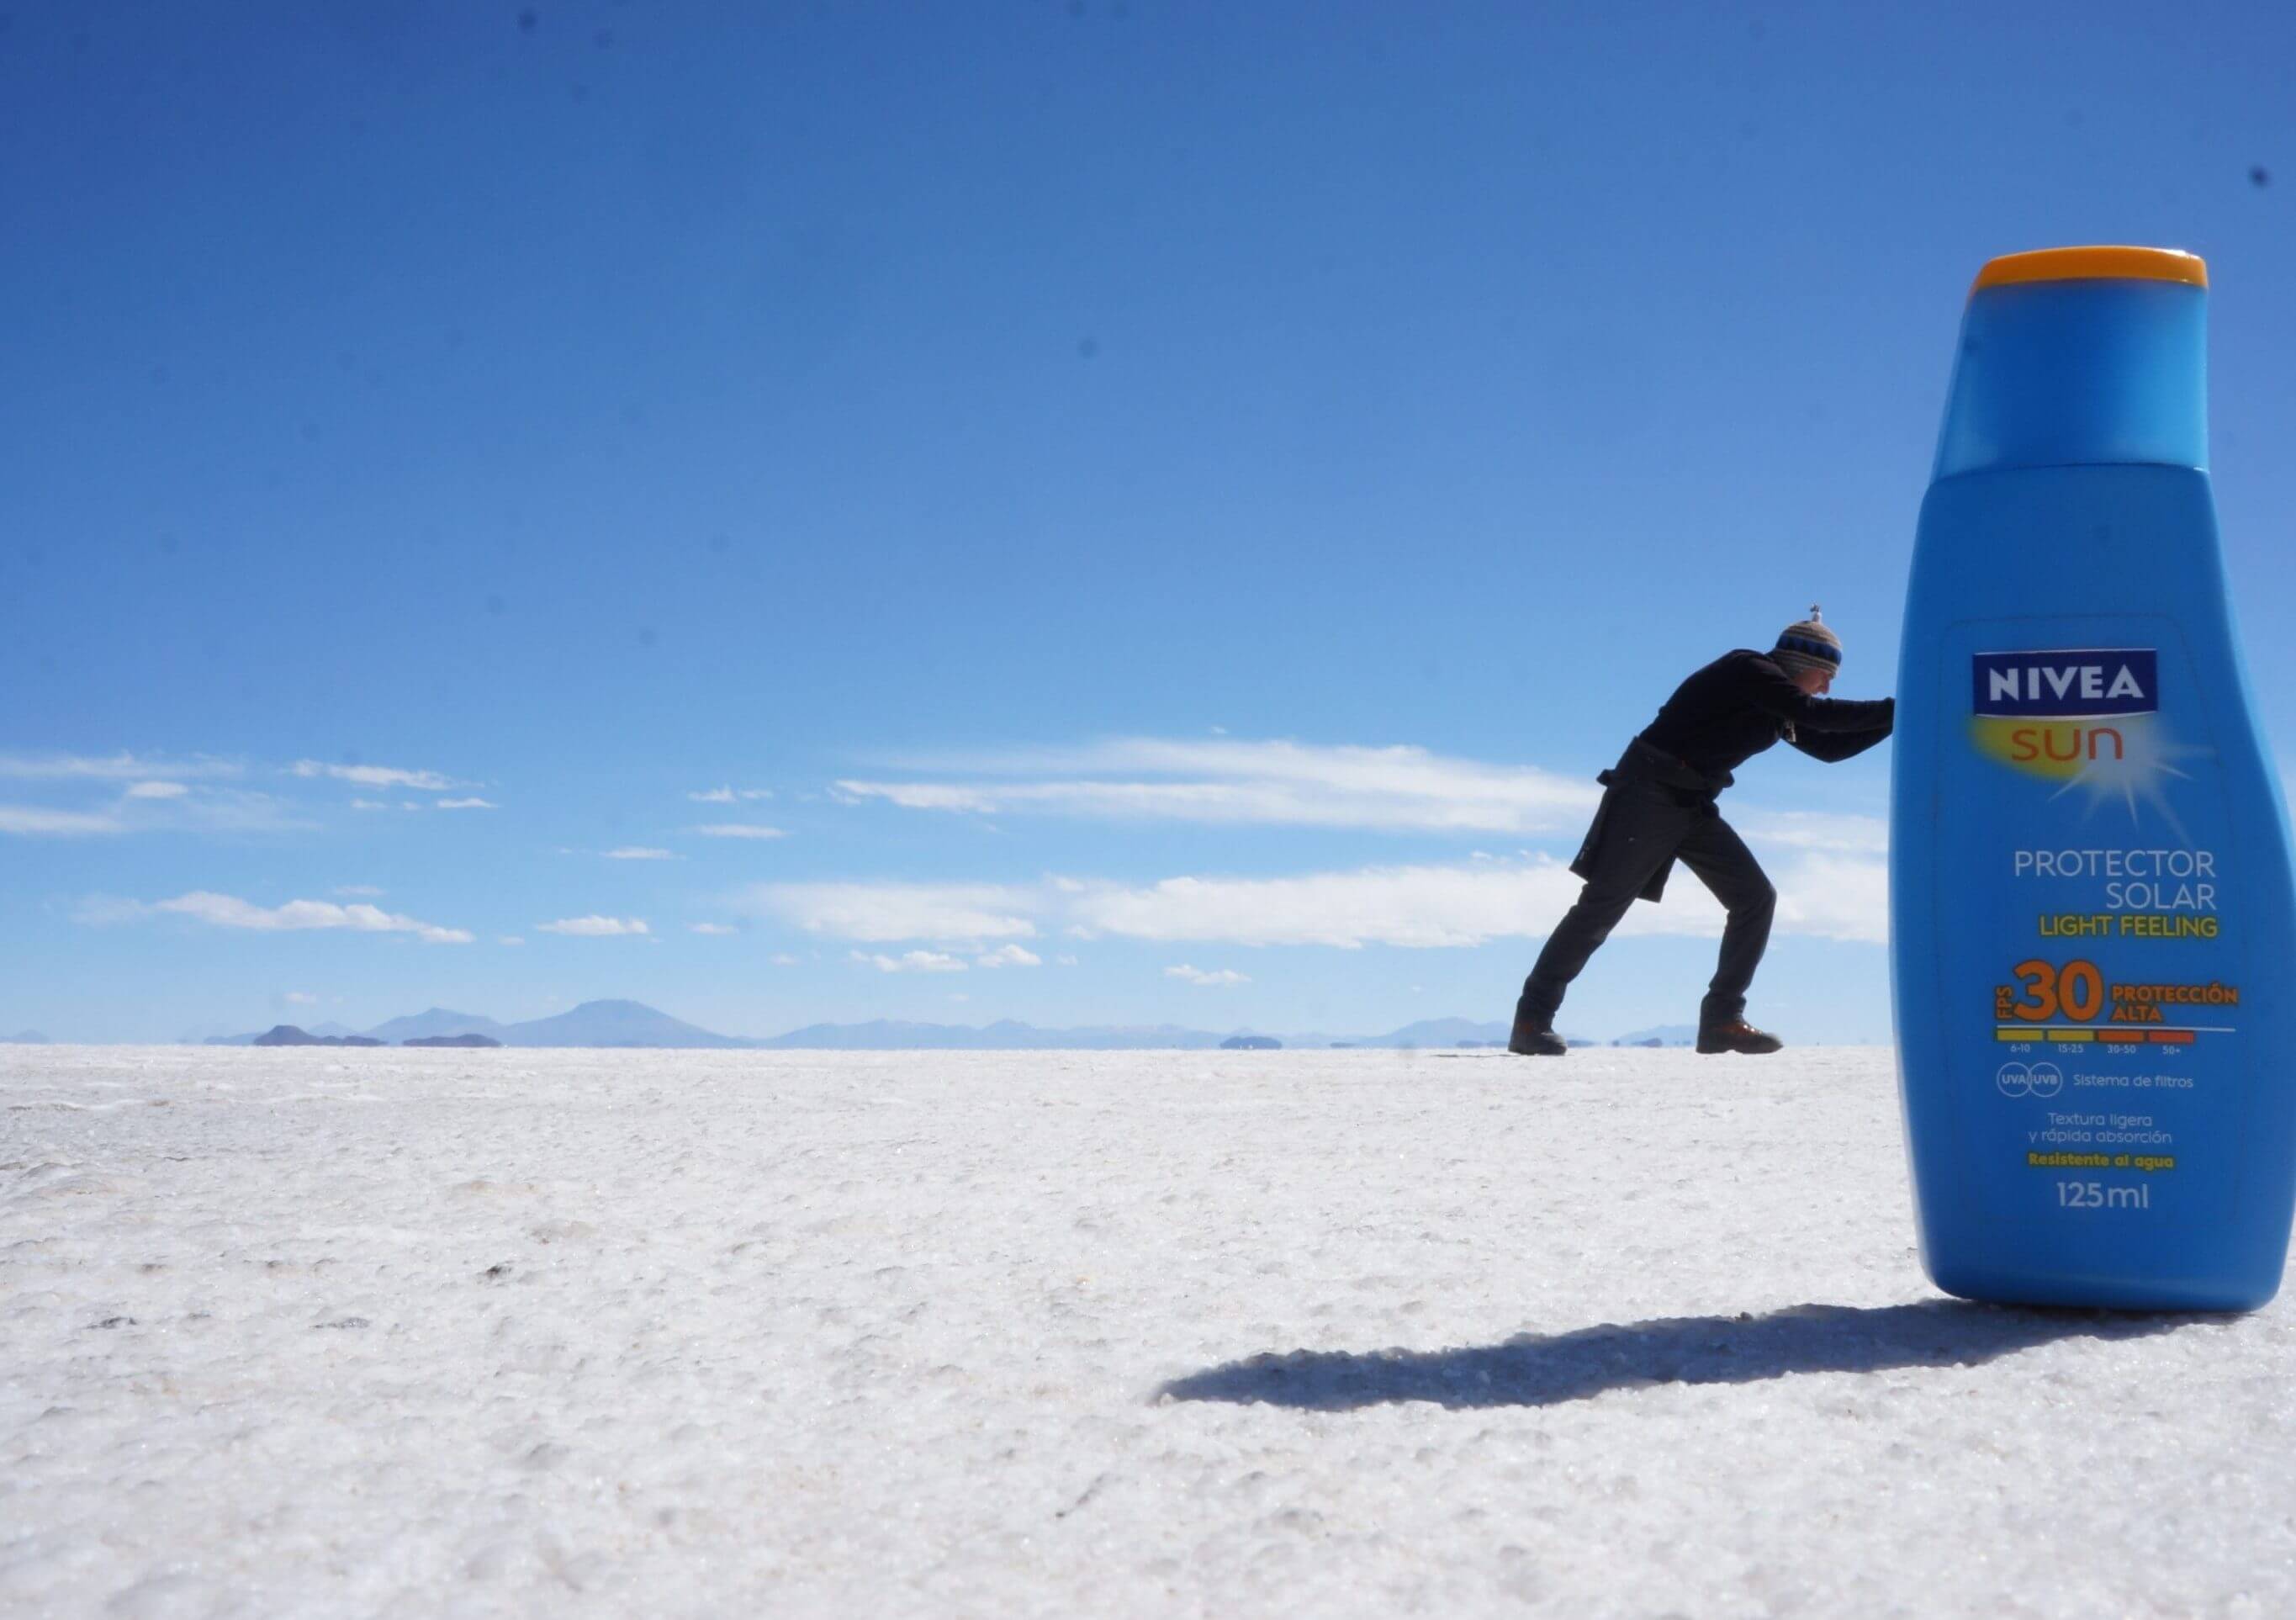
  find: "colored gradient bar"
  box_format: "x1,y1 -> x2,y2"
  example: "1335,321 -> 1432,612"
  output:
1992,1025 -> 2210,1042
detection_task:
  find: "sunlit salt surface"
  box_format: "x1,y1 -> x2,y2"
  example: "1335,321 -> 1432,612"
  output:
4,1046 -> 2290,1617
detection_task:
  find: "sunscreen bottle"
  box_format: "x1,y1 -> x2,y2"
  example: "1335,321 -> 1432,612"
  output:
1891,246 -> 2296,1309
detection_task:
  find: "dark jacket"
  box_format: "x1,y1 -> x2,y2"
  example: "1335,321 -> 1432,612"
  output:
1638,649 -> 1895,781
1569,650 -> 1895,902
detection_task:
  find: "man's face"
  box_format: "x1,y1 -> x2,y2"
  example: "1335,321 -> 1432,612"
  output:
1791,665 -> 1833,696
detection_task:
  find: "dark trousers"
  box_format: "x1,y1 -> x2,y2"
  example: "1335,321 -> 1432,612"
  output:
1518,782 -> 1775,1032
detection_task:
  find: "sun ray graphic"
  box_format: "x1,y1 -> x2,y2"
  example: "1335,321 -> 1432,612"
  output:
2047,717 -> 2211,839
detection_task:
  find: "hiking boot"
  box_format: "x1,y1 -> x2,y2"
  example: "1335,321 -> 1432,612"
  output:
1508,1017 -> 1568,1056
1696,1019 -> 1784,1056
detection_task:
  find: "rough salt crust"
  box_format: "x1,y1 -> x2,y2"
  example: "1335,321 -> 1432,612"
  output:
3,1045 -> 2289,1617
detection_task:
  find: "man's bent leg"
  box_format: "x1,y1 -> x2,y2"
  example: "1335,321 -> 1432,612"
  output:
1517,883 -> 1643,1029
1518,786 -> 1690,1030
1673,812 -> 1775,1030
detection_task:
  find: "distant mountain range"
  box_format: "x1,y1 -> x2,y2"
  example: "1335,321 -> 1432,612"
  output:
193,1001 -> 1601,1051
240,1024 -> 500,1050
360,1008 -> 511,1043
1611,1023 -> 1701,1047
253,1025 -> 384,1047
208,1000 -> 748,1050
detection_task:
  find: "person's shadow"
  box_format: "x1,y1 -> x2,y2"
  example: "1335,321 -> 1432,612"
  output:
1157,1300 -> 2208,1411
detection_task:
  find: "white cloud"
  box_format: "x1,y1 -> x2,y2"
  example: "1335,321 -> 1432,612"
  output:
283,991 -> 319,1005
1165,964 -> 1250,986
293,760 -> 458,791
743,881 -> 1038,942
333,885 -> 385,897
836,782 -> 999,813
0,752 -> 238,781
351,799 -> 389,812
689,922 -> 738,935
851,949 -> 969,973
605,847 -> 675,860
436,797 -> 497,811
688,786 -> 775,803
0,804 -> 124,836
1732,809 -> 1890,856
6,781 -> 311,837
499,935 -> 526,946
976,944 -> 1042,968
753,848 -> 1888,952
1771,852 -> 1891,943
1077,862 -> 1594,948
690,823 -> 786,839
0,756 -> 365,837
537,915 -> 651,937
836,737 -> 1604,835
1078,853 -> 1887,948
770,953 -> 801,966
150,892 -> 473,945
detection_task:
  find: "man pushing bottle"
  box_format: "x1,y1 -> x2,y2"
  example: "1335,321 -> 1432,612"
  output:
1510,608 -> 1895,1057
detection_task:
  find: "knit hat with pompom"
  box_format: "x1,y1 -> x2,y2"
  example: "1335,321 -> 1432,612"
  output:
1772,605 -> 1843,678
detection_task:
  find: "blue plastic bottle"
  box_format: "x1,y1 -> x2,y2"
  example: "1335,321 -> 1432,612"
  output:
1891,246 -> 2296,1310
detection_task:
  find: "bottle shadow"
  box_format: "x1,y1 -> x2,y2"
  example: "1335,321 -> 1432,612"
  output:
1158,1299 -> 2207,1411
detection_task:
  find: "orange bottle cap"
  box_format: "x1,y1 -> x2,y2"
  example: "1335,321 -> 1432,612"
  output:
1971,246 -> 2208,296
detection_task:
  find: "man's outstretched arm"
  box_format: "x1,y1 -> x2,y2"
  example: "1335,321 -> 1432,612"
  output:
1743,661 -> 1895,734
1789,708 -> 1894,763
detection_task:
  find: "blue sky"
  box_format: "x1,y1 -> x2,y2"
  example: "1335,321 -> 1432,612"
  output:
7,1 -> 2293,1042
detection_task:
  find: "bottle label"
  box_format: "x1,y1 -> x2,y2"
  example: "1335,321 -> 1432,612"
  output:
1945,630 -> 2238,1225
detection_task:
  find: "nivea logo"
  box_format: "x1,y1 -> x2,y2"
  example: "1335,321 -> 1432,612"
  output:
1972,649 -> 2157,717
